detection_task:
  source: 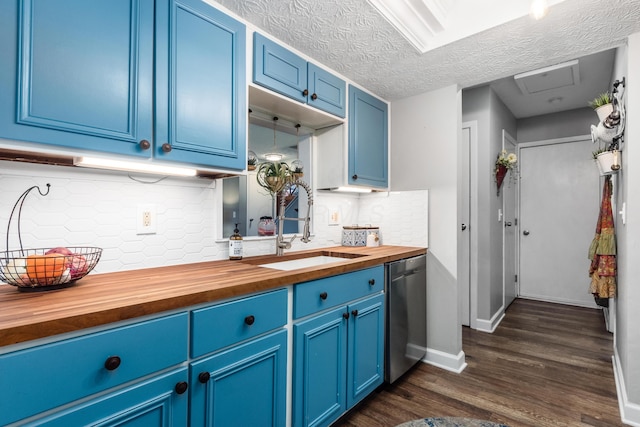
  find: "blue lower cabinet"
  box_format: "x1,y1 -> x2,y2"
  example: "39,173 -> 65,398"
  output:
293,306 -> 348,427
293,293 -> 385,427
25,368 -> 189,427
347,293 -> 385,408
189,330 -> 287,427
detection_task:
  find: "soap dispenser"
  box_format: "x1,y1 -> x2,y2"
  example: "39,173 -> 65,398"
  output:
229,223 -> 243,260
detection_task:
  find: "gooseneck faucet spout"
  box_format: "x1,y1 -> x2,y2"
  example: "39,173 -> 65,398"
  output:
276,179 -> 313,256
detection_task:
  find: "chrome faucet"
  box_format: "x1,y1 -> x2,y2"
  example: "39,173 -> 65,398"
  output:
275,179 -> 313,256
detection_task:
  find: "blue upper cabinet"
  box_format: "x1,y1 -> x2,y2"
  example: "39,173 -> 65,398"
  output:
0,0 -> 155,157
0,0 -> 246,170
155,0 -> 246,169
253,33 -> 346,118
348,85 -> 389,188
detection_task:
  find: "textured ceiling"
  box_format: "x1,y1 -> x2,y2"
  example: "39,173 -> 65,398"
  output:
215,0 -> 640,102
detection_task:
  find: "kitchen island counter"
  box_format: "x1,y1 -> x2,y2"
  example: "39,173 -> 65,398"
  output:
0,245 -> 425,347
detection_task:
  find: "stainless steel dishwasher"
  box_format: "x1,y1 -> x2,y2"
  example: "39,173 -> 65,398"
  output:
385,254 -> 427,383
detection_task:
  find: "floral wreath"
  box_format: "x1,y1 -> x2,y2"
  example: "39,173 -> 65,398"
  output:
494,149 -> 518,196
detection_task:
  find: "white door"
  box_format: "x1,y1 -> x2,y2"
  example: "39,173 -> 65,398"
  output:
459,125 -> 471,326
503,130 -> 517,308
519,137 -> 600,307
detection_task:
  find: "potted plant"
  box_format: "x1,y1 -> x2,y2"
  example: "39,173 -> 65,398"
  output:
256,161 -> 291,194
589,92 -> 613,122
494,149 -> 518,196
593,147 -> 620,176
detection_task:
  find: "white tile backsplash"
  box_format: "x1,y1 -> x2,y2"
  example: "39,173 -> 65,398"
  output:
1,161 -> 428,277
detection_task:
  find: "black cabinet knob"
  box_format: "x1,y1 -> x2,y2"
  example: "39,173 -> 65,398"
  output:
302,89 -> 309,96
139,139 -> 151,150
368,279 -> 375,286
104,355 -> 121,371
175,381 -> 188,395
198,372 -> 211,384
161,143 -> 172,153
343,312 -> 350,319
311,93 -> 318,100
352,174 -> 358,180
351,309 -> 358,317
319,292 -> 328,300
244,315 -> 255,326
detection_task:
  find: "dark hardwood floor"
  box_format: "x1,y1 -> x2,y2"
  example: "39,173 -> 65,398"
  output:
336,298 -> 622,427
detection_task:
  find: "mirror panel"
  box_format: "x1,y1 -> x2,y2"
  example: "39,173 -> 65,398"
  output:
221,117 -> 312,238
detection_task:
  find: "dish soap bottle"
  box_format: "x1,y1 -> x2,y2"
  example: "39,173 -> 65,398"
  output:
229,223 -> 243,260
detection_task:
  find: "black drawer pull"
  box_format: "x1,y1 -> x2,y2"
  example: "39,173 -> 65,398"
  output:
311,93 -> 318,100
302,89 -> 309,96
104,356 -> 121,371
244,315 -> 255,326
161,142 -> 172,153
352,174 -> 358,180
368,279 -> 375,286
319,292 -> 328,300
343,312 -> 350,319
198,372 -> 211,384
139,139 -> 151,150
352,309 -> 358,317
175,381 -> 188,394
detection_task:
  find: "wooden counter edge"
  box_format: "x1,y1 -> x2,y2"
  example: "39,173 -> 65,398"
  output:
0,246 -> 426,348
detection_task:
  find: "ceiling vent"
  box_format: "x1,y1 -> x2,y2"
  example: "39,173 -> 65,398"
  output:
514,59 -> 580,95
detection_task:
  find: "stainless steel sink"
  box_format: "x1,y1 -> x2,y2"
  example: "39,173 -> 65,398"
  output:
258,255 -> 348,271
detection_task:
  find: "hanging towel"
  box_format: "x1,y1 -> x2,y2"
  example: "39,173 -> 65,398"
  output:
588,175 -> 616,301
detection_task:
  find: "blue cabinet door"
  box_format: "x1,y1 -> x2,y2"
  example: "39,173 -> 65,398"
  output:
293,306 -> 348,427
253,33 -> 346,118
0,0 -> 155,157
347,293 -> 385,409
308,63 -> 346,118
189,330 -> 287,427
155,0 -> 246,169
28,368 -> 189,427
253,32 -> 308,103
348,85 -> 389,188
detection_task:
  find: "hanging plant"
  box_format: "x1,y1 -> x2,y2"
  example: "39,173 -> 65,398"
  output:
256,161 -> 291,194
494,149 -> 518,196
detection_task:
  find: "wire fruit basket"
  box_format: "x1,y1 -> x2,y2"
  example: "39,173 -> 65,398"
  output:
0,247 -> 102,291
1,184 -> 103,292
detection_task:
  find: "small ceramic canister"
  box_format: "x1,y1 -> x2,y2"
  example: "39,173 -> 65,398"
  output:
342,225 -> 379,247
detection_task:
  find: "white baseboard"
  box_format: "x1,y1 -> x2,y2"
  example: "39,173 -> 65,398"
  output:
613,348 -> 640,426
475,308 -> 505,333
423,348 -> 467,373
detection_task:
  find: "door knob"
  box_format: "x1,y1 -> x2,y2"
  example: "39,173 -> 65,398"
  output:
523,230 -> 530,236
461,224 -> 467,231
505,222 -> 512,227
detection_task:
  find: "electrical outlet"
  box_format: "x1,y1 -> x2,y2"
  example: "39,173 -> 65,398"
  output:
137,204 -> 157,235
329,210 -> 340,225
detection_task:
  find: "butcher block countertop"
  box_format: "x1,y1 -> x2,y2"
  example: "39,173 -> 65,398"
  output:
0,245 -> 425,348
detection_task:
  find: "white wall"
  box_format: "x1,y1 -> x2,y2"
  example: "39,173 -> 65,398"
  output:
390,84 -> 464,370
615,33 -> 640,424
461,86 -> 516,323
0,161 -> 428,277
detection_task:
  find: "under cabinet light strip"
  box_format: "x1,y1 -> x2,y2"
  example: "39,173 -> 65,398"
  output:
74,157 -> 197,177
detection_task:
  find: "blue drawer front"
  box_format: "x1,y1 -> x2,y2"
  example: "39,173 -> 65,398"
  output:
293,267 -> 384,319
0,312 -> 188,426
191,288 -> 288,358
